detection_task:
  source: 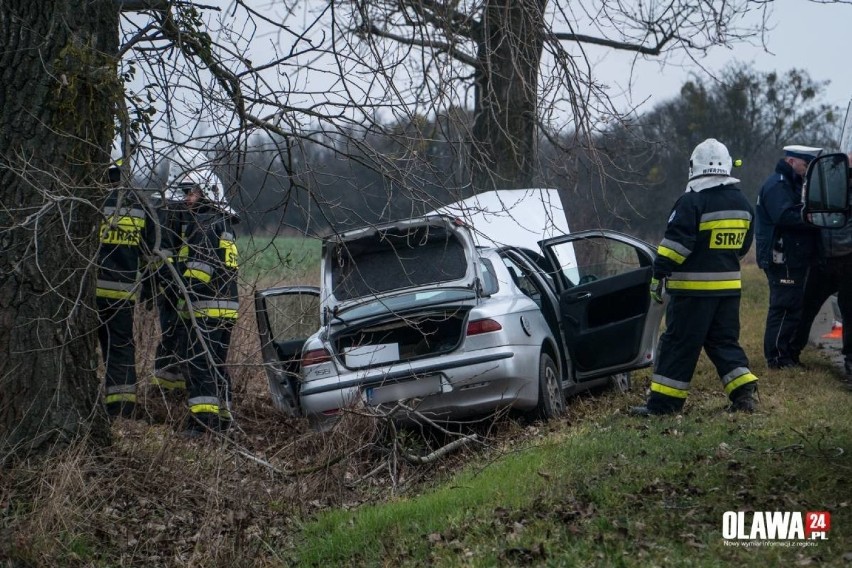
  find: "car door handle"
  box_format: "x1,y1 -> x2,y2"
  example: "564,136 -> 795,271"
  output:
565,292 -> 591,303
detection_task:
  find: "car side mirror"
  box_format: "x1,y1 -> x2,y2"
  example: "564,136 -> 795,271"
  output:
802,153 -> 850,229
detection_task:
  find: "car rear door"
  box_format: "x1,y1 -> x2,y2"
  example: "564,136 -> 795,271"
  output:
255,286 -> 321,416
540,230 -> 664,382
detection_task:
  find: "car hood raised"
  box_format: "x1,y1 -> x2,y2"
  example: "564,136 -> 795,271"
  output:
430,188 -> 570,251
321,215 -> 480,316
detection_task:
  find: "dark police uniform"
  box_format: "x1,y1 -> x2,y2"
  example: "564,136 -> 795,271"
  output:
754,159 -> 820,368
643,182 -> 759,414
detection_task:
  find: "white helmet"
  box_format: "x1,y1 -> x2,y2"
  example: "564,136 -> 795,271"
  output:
108,143 -> 124,184
689,138 -> 733,179
177,168 -> 238,219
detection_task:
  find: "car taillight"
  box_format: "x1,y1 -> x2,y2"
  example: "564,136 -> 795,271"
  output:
466,318 -> 503,336
302,348 -> 331,366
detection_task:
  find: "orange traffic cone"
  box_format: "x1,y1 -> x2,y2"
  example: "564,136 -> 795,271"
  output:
822,320 -> 843,339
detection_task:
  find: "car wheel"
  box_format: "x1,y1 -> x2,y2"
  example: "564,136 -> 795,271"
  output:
529,353 -> 565,421
609,372 -> 632,393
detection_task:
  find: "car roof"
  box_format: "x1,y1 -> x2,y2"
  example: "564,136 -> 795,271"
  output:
429,188 -> 570,251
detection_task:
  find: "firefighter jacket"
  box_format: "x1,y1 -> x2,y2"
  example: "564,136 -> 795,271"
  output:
152,200 -> 188,298
754,159 -> 820,269
96,189 -> 155,302
654,182 -> 754,296
182,206 -> 239,320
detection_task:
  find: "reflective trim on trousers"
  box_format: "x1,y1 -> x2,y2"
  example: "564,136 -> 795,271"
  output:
723,371 -> 758,395
105,392 -> 137,404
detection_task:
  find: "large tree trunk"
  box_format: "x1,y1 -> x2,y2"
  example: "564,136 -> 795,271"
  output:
471,0 -> 547,191
0,0 -> 119,461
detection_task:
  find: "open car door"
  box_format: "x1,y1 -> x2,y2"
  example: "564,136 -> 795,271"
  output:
255,286 -> 321,416
540,230 -> 665,382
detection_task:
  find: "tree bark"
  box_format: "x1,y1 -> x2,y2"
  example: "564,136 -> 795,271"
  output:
471,0 -> 547,191
0,0 -> 119,461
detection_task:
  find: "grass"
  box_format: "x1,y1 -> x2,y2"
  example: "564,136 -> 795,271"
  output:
237,235 -> 321,286
2,259 -> 851,566
288,263 -> 852,567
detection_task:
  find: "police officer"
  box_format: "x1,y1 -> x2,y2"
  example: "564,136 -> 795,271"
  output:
754,144 -> 822,369
631,138 -> 759,416
179,169 -> 240,436
96,152 -> 155,419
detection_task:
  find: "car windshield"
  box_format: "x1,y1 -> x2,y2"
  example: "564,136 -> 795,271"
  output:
333,289 -> 477,321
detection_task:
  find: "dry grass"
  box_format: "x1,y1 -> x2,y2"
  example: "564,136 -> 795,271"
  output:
2,263 -> 849,566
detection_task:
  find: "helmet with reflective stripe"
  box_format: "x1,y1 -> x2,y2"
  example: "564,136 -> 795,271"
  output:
689,138 -> 733,180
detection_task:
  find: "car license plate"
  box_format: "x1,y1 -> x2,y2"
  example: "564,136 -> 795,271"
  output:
364,375 -> 442,405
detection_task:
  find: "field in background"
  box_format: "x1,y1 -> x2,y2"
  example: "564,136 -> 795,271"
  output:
238,235 -> 321,287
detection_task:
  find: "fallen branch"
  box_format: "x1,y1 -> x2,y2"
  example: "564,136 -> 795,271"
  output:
402,434 -> 478,464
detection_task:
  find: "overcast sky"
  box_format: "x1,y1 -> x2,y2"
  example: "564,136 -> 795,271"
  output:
599,0 -> 852,113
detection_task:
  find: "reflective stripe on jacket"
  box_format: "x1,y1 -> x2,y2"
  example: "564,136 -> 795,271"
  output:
97,190 -> 155,301
654,184 -> 754,296
181,207 -> 240,319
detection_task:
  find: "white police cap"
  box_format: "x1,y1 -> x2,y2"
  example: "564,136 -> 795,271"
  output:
783,145 -> 822,162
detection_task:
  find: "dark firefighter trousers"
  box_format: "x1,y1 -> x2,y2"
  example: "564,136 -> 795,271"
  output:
97,297 -> 137,406
763,264 -> 809,367
153,288 -> 189,390
184,315 -> 234,425
647,295 -> 756,413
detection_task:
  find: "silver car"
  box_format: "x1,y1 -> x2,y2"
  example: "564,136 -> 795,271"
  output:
255,211 -> 665,425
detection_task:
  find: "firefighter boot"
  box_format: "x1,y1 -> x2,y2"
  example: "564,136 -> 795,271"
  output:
106,401 -> 137,420
181,411 -> 220,439
728,383 -> 757,413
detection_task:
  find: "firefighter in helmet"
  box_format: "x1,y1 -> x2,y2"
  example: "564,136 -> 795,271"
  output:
631,138 -> 759,416
96,146 -> 156,419
178,168 -> 240,436
150,175 -> 190,397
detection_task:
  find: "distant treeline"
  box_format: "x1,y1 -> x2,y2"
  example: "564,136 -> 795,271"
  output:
168,65 -> 844,244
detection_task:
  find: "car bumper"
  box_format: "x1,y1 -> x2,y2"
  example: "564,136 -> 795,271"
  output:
299,344 -> 542,418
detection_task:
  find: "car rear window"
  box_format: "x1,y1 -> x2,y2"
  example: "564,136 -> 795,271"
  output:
331,225 -> 468,301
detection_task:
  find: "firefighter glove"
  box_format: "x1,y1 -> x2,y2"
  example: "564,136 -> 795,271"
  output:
650,277 -> 664,304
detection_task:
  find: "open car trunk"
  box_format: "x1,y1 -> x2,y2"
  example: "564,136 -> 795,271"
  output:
331,307 -> 472,370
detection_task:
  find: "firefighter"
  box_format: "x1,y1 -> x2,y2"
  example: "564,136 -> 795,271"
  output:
96,151 -> 155,419
631,138 -> 759,416
178,169 -> 240,436
150,181 -> 190,396
754,145 -> 822,369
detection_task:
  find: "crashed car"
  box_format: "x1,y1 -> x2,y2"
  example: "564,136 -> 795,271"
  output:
255,189 -> 665,425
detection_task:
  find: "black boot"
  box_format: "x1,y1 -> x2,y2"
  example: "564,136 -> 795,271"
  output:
728,384 -> 757,413
181,411 -> 219,439
629,405 -> 677,417
106,401 -> 137,420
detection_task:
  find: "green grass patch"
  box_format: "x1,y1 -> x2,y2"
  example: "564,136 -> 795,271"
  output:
237,235 -> 321,286
289,264 -> 852,566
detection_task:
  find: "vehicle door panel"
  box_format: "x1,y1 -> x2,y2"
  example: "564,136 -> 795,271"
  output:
540,230 -> 664,381
255,286 -> 321,416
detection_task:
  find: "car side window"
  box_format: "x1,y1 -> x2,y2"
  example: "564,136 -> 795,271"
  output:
554,237 -> 642,286
501,256 -> 542,305
479,258 -> 499,296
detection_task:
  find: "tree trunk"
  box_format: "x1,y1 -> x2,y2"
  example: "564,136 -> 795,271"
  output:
0,0 -> 119,461
471,0 -> 547,191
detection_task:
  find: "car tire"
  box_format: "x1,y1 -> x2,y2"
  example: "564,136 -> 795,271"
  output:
528,352 -> 565,421
608,372 -> 632,393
